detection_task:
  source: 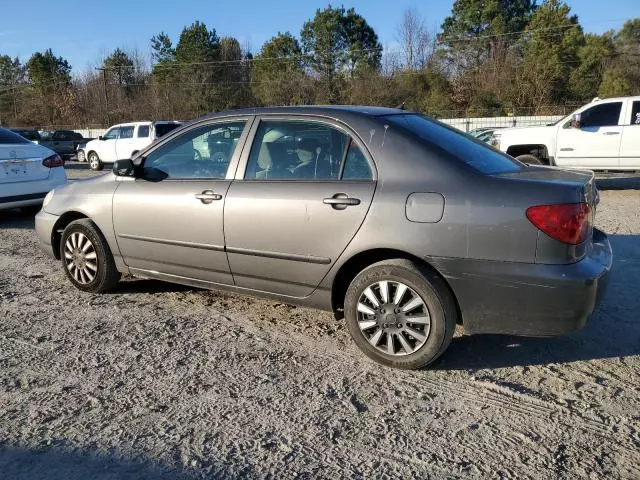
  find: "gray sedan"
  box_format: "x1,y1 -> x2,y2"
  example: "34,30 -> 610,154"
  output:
35,106 -> 612,369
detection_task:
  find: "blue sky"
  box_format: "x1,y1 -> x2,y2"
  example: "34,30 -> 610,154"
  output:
1,0 -> 638,73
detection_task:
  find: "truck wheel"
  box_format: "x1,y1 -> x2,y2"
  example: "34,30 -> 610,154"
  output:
88,152 -> 103,171
516,154 -> 543,165
77,150 -> 85,162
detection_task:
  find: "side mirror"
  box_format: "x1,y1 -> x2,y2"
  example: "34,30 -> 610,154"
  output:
113,159 -> 136,177
98,135 -> 104,141
571,113 -> 582,129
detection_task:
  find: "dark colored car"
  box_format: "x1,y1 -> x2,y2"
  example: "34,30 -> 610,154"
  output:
34,106 -> 612,369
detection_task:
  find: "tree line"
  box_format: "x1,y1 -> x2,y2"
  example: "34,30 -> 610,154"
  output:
0,0 -> 638,128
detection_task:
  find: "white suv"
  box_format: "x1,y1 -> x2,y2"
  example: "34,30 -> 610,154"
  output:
492,96 -> 640,170
82,121 -> 181,171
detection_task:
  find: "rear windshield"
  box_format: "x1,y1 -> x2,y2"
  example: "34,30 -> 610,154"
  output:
382,114 -> 522,174
154,123 -> 180,138
1,129 -> 31,145
10,129 -> 42,141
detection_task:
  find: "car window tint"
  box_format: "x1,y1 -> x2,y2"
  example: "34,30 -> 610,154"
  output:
0,128 -> 30,144
631,101 -> 640,125
580,102 -> 622,127
102,128 -> 119,140
383,114 -> 522,174
143,121 -> 246,180
120,126 -> 134,139
245,120 -> 348,180
154,123 -> 180,138
137,125 -> 150,138
342,142 -> 373,180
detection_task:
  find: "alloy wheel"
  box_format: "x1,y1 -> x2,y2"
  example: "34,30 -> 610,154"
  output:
356,280 -> 431,356
64,232 -> 98,284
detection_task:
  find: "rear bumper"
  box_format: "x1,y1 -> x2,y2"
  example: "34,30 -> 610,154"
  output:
0,167 -> 67,211
35,211 -> 60,258
431,228 -> 612,336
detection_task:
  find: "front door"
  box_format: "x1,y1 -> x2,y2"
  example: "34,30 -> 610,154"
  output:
97,127 -> 119,162
115,125 -> 136,160
556,101 -> 623,168
224,118 -> 376,297
112,119 -> 250,285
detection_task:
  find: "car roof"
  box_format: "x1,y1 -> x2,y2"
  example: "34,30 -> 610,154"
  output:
198,105 -> 406,121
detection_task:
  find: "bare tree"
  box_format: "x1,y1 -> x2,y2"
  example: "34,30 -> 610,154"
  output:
396,8 -> 435,70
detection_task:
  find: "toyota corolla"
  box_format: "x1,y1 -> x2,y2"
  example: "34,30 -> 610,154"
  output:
35,106 -> 612,369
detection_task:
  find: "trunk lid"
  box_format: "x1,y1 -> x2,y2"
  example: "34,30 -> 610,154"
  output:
0,145 -> 51,184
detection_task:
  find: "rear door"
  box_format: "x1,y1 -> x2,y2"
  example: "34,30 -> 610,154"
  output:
115,125 -> 136,160
224,117 -> 376,297
556,101 -> 624,168
620,99 -> 640,168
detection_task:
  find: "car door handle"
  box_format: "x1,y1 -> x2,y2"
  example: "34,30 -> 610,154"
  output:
195,190 -> 223,204
603,132 -> 620,135
323,194 -> 361,210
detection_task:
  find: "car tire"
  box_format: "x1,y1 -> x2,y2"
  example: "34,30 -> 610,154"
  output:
88,152 -> 103,171
344,259 -> 457,369
516,154 -> 543,165
60,219 -> 121,293
77,150 -> 85,162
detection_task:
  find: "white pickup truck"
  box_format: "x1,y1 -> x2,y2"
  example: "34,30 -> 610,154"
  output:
492,96 -> 640,170
81,121 -> 181,171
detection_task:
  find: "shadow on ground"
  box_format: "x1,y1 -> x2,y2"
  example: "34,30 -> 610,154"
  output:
0,209 -> 36,230
0,444 -> 194,480
436,234 -> 640,370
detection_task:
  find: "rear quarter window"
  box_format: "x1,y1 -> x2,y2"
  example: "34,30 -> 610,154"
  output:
382,114 -> 522,174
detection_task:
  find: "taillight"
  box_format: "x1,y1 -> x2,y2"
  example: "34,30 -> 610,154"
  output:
526,203 -> 591,245
42,154 -> 63,168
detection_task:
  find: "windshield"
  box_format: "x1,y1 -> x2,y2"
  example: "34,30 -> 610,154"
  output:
1,129 -> 32,145
11,129 -> 41,141
382,114 -> 522,174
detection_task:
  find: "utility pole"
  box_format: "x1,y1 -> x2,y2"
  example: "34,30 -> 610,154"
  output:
95,67 -> 110,125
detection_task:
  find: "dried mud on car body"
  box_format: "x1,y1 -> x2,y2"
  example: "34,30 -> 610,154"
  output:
0,165 -> 639,479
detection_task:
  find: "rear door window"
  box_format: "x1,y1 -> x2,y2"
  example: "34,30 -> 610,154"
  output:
383,114 -> 522,174
137,125 -> 150,138
120,126 -> 135,139
244,120 -> 349,180
580,102 -> 623,127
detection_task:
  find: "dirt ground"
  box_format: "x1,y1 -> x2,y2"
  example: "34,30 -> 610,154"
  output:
0,162 -> 639,479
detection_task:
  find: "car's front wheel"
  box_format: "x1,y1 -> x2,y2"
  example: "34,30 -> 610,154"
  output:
60,219 -> 121,292
88,152 -> 103,171
344,259 -> 456,369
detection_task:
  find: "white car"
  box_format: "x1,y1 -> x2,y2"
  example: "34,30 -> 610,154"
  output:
81,121 -> 181,171
0,128 -> 68,212
492,96 -> 640,170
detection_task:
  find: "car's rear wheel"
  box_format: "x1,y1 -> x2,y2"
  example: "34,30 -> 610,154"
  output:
77,150 -> 85,162
88,152 -> 103,171
344,259 -> 456,369
60,219 -> 120,292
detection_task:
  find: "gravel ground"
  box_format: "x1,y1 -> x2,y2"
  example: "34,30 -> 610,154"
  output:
0,162 -> 639,479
